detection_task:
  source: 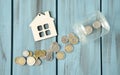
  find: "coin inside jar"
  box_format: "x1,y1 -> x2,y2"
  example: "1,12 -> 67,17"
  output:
15,56 -> 26,66
93,21 -> 101,29
27,56 -> 36,66
50,42 -> 60,52
68,33 -> 79,45
56,51 -> 65,60
65,44 -> 73,53
61,36 -> 69,44
84,25 -> 93,35
22,50 -> 29,57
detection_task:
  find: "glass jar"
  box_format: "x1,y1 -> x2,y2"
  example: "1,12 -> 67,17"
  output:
73,11 -> 110,43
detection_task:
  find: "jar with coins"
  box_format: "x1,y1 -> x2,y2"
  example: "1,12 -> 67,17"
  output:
73,11 -> 110,43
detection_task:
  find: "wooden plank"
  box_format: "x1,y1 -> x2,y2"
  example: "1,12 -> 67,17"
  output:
0,0 -> 11,75
57,0 -> 101,75
13,0 -> 56,75
102,0 -> 120,75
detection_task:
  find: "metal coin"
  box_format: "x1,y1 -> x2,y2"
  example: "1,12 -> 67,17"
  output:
61,36 -> 69,44
34,50 -> 46,58
15,56 -> 26,66
33,55 -> 38,60
46,50 -> 53,61
84,25 -> 93,35
68,33 -> 79,44
22,50 -> 29,57
28,51 -> 33,56
65,44 -> 73,53
27,56 -> 36,66
34,59 -> 42,66
93,21 -> 101,29
50,42 -> 60,52
56,51 -> 65,60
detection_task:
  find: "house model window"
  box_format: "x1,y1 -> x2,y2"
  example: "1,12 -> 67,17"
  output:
30,11 -> 57,41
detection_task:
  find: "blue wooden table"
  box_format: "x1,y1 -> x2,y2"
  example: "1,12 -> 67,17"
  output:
0,0 -> 120,75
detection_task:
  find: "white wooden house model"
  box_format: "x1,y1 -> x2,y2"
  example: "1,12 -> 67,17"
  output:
30,11 -> 57,41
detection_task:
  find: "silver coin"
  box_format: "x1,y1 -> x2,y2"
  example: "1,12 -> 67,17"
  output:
93,21 -> 101,29
61,36 -> 68,44
50,42 -> 60,52
27,56 -> 36,66
22,50 -> 29,57
34,59 -> 42,66
46,50 -> 53,61
84,25 -> 93,35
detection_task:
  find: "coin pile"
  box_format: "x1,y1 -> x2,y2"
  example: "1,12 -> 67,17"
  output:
15,49 -> 52,66
15,42 -> 66,66
15,34 -> 80,66
84,20 -> 102,35
61,33 -> 79,53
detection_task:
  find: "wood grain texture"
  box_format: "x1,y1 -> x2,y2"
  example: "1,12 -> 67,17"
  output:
102,0 -> 120,75
57,0 -> 101,75
13,0 -> 56,75
0,0 -> 11,75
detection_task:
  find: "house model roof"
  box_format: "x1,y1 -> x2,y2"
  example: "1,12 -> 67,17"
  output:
29,11 -> 54,27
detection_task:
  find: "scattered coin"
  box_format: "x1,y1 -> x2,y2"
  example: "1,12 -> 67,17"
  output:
22,50 -> 29,57
15,56 -> 26,66
46,50 -> 53,61
50,42 -> 60,52
65,44 -> 73,53
61,36 -> 69,44
93,21 -> 101,29
34,59 -> 42,66
34,50 -> 46,58
56,51 -> 65,60
27,56 -> 36,66
33,55 -> 38,60
84,25 -> 93,35
28,51 -> 33,56
68,33 -> 79,44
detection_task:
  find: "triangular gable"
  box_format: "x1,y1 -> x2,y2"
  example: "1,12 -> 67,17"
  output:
29,11 -> 54,27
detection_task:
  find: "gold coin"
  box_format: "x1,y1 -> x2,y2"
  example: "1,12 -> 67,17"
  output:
15,56 -> 26,66
68,33 -> 79,44
84,25 -> 93,35
27,56 -> 36,66
93,21 -> 101,29
56,51 -> 65,60
22,50 -> 29,57
50,42 -> 60,52
34,50 -> 46,58
65,44 -> 73,53
33,55 -> 38,60
28,51 -> 33,56
61,36 -> 68,44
